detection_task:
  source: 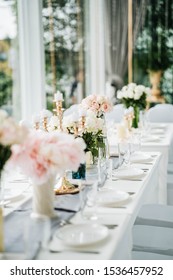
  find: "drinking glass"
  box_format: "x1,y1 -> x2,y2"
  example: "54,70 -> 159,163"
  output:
79,181 -> 98,221
118,141 -> 130,168
24,216 -> 51,259
130,129 -> 142,154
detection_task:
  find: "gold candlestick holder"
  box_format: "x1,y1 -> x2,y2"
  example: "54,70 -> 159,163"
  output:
73,122 -> 79,137
53,98 -> 63,131
54,175 -> 79,195
80,116 -> 86,129
34,122 -> 40,130
42,117 -> 48,132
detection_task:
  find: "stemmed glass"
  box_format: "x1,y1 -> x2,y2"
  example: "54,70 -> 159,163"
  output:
79,181 -> 98,221
118,140 -> 130,168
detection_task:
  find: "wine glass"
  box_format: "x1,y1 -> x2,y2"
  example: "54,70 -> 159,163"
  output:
79,181 -> 98,221
118,140 -> 130,168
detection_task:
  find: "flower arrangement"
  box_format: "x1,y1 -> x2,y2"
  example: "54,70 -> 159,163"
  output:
9,130 -> 86,185
117,83 -> 150,109
79,112 -> 106,161
81,94 -> 113,117
0,110 -> 28,176
117,83 -> 151,128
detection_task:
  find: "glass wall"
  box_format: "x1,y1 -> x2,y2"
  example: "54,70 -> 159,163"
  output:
42,0 -> 87,110
0,0 -> 19,117
133,0 -> 173,104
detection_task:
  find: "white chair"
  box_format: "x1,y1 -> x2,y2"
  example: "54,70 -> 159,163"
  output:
135,204 -> 173,228
132,224 -> 173,259
132,251 -> 173,260
105,104 -> 124,123
146,104 -> 173,123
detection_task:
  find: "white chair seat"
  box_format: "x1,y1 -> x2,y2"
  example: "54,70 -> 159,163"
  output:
132,251 -> 173,260
135,204 -> 173,228
133,225 -> 173,256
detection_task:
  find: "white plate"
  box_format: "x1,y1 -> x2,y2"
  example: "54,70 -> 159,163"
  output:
130,152 -> 153,163
142,135 -> 161,143
96,190 -> 129,206
151,128 -> 165,135
56,224 -> 108,247
113,167 -> 144,179
3,190 -> 24,202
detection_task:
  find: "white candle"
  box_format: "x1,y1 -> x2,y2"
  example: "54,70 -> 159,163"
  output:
71,112 -> 79,122
55,91 -> 63,101
117,124 -> 128,140
40,109 -> 52,119
79,108 -> 87,117
32,114 -> 40,123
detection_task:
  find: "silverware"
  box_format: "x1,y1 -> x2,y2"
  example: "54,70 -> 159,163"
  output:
49,249 -> 100,254
54,207 -> 77,213
112,178 -> 143,181
59,219 -> 118,229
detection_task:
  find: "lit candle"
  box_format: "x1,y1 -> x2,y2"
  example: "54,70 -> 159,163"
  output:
117,124 -> 128,140
79,108 -> 87,117
54,91 -> 63,101
32,114 -> 40,123
71,112 -> 79,122
40,109 -> 52,119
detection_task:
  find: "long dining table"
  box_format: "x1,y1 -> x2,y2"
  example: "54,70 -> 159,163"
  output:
1,151 -> 161,260
1,123 -> 173,260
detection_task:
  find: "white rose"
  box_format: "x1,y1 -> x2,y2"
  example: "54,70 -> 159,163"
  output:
122,90 -> 128,98
128,83 -> 136,90
134,92 -> 141,100
127,90 -> 134,99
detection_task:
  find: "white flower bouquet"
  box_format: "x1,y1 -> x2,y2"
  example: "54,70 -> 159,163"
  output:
117,83 -> 151,128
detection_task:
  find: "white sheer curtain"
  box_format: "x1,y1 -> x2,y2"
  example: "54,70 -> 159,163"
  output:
104,0 -> 147,89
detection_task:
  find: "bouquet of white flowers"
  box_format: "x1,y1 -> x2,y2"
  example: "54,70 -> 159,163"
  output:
117,83 -> 151,128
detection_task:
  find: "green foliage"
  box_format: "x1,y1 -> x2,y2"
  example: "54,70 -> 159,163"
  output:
82,130 -> 104,158
0,71 -> 12,106
120,93 -> 147,111
0,144 -> 11,174
135,0 -> 173,72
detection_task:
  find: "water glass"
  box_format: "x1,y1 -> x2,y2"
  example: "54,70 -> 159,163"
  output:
24,216 -> 51,259
130,129 -> 141,154
79,182 -> 98,221
118,141 -> 130,167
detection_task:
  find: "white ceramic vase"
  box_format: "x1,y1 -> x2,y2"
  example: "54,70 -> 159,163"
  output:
32,177 -> 56,218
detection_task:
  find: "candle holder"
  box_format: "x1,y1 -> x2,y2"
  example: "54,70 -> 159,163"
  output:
42,117 -> 48,132
53,96 -> 64,131
34,122 -> 40,130
80,116 -> 86,130
54,175 -> 79,195
73,122 -> 79,137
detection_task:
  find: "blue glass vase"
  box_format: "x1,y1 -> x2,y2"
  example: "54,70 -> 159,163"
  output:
72,163 -> 86,180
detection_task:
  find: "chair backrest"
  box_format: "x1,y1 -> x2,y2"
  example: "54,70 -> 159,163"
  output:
105,104 -> 124,123
146,104 -> 173,123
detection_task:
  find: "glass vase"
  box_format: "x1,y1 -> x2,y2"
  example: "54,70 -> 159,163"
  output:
132,106 -> 140,129
72,163 -> 86,180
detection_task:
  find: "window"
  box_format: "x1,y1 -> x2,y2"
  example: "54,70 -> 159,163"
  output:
0,0 -> 20,118
42,0 -> 87,110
